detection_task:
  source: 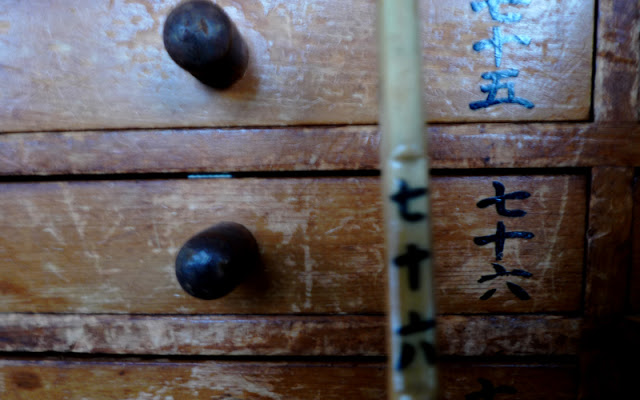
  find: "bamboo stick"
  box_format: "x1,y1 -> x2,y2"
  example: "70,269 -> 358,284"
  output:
378,1 -> 437,399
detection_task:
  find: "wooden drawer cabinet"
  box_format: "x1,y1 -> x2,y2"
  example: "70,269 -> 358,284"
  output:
0,0 -> 638,398
0,174 -> 584,315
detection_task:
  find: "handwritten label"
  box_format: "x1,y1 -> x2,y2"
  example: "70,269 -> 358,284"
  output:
390,180 -> 428,222
474,181 -> 534,301
389,178 -> 436,371
396,311 -> 437,370
468,1 -> 535,110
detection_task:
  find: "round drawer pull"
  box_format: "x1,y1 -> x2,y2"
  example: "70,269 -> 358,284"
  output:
175,222 -> 260,299
163,0 -> 249,89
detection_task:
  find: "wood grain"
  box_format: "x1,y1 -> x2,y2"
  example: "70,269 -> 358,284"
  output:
1,123 -> 638,176
583,167 -> 634,318
0,359 -> 578,400
0,314 -> 581,357
593,0 -> 640,121
0,177 -> 384,315
0,175 -> 585,314
440,363 -> 578,400
427,123 -> 640,169
0,0 -> 594,133
0,359 -> 387,400
432,174 -> 586,313
437,315 -> 581,357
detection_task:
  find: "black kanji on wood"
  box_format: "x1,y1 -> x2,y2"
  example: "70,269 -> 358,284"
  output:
390,179 -> 428,222
473,221 -> 534,260
476,181 -> 531,217
395,311 -> 437,370
393,244 -> 431,291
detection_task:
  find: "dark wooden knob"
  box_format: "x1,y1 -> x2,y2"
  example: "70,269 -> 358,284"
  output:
175,222 -> 259,299
163,0 -> 249,89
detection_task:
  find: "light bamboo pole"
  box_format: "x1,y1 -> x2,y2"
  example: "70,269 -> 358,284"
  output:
378,1 -> 437,399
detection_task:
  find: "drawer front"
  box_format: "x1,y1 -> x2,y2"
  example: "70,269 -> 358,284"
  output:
0,174 -> 585,314
0,359 -> 578,400
0,0 -> 593,132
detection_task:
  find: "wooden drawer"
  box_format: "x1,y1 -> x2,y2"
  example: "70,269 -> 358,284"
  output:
0,358 -> 578,400
0,173 -> 586,371
0,174 -> 585,315
0,0 -> 594,133
0,172 -> 587,391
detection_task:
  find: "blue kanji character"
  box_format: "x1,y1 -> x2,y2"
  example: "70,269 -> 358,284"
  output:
473,26 -> 531,67
470,0 -> 532,23
469,69 -> 535,110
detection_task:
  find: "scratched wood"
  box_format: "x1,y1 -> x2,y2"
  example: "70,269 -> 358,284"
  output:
433,174 -> 586,313
1,123 -> 638,177
0,0 -> 593,133
0,359 -> 578,400
0,175 -> 585,314
0,314 -> 581,357
0,359 -> 386,400
440,363 -> 578,400
593,0 -> 640,121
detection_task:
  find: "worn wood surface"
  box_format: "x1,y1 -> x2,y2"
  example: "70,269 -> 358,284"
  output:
432,174 -> 586,313
0,177 -> 382,315
583,167 -> 634,318
593,0 -> 640,122
0,175 -> 585,314
0,358 -> 578,400
0,359 -> 386,400
440,363 -> 578,400
0,0 -> 593,133
1,123 -> 638,176
0,314 -> 581,357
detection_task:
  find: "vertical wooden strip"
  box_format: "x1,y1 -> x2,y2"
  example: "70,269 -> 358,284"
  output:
580,167 -> 634,400
594,0 -> 640,121
631,172 -> 640,312
378,1 -> 436,398
583,167 -> 634,318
